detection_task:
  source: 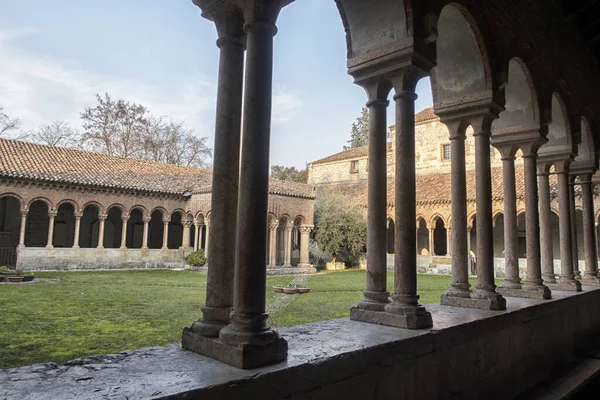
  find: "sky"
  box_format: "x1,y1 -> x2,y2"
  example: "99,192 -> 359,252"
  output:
0,0 -> 433,169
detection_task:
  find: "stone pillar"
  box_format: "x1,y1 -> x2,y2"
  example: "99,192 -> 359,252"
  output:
46,210 -> 57,248
498,149 -> 521,291
120,215 -> 128,249
441,121 -> 472,303
520,149 -> 550,298
268,223 -> 278,266
97,214 -> 107,249
382,87 -> 431,329
142,216 -> 150,249
18,210 -> 27,248
194,223 -> 200,251
182,221 -> 191,249
217,7 -> 288,365
538,164 -> 556,283
283,222 -> 293,267
354,92 -> 390,312
569,175 -> 581,279
73,212 -> 82,249
446,227 -> 452,256
428,228 -> 435,256
555,161 -> 581,291
162,219 -> 170,250
470,118 -> 505,309
298,225 -> 312,267
580,172 -> 600,284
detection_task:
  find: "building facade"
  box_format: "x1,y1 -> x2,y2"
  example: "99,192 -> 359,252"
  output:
0,138 -> 315,272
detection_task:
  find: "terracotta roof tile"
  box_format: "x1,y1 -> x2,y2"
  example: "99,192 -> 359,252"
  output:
415,107 -> 438,124
0,138 -> 315,198
310,142 -> 392,166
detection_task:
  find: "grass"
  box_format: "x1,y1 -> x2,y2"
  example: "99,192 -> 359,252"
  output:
0,269 -> 479,370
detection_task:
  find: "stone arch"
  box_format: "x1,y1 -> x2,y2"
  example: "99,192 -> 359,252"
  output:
387,217 -> 395,255
432,3 -> 492,106
150,206 -> 169,217
467,211 -> 477,229
417,217 -> 429,255
27,197 -> 52,210
55,199 -> 80,212
81,201 -> 104,215
148,209 -> 165,249
428,213 -> 446,229
195,212 -> 206,224
127,208 -> 144,249
492,212 -> 504,258
0,192 -> 24,208
25,199 -> 49,247
104,206 -> 123,248
128,205 -> 148,218
432,216 -> 447,256
539,93 -> 574,157
574,116 -> 595,163
168,210 -> 184,249
79,203 -> 100,248
0,194 -> 24,262
53,202 -> 75,248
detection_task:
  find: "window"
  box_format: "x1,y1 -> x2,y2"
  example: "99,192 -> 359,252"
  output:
442,144 -> 451,160
350,160 -> 359,174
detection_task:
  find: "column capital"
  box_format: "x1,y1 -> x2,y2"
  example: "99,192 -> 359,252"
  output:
163,218 -> 171,224
553,159 -> 572,174
48,210 -> 58,218
284,222 -> 294,230
142,216 -> 151,223
269,222 -> 279,230
393,90 -> 418,102
99,214 -> 108,221
20,209 -> 28,217
299,225 -> 314,234
183,221 -> 193,228
205,221 -> 211,228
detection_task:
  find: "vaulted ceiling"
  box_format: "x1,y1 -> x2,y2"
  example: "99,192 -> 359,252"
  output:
562,0 -> 600,66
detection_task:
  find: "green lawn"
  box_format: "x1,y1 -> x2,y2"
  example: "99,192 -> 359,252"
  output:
0,269 -> 473,370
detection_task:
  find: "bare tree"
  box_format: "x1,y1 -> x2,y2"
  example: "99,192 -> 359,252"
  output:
23,121 -> 80,147
80,93 -> 147,157
0,106 -> 21,137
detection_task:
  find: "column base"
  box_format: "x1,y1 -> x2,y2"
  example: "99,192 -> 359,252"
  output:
546,278 -> 582,292
580,275 -> 600,285
498,284 -> 551,300
355,291 -> 390,312
542,274 -> 557,285
182,328 -> 287,369
441,291 -> 506,310
350,306 -> 432,329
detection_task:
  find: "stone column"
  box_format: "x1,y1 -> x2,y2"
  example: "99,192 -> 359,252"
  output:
446,227 -> 452,256
18,210 -> 27,248
354,92 -> 390,312
194,223 -> 200,251
580,172 -> 599,284
162,219 -> 170,250
470,118 -> 506,309
569,175 -> 581,279
182,221 -> 191,249
538,164 -> 556,283
383,87 -> 431,329
73,212 -> 82,249
283,222 -> 293,267
218,9 -> 287,362
142,216 -> 150,249
555,161 -> 581,291
97,214 -> 107,249
120,215 -> 129,249
428,228 -> 435,256
441,121 -> 472,303
498,149 -> 521,291
188,6 -> 245,340
46,210 -> 57,248
268,223 -> 278,266
520,148 -> 550,298
298,225 -> 312,267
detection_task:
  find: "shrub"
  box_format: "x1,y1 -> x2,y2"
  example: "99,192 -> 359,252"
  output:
186,249 -> 207,267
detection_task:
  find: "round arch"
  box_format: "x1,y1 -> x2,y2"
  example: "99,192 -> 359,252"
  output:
25,199 -> 50,247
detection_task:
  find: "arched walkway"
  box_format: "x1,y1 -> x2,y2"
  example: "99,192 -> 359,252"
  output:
104,207 -> 123,249
25,200 -> 49,248
148,210 -> 164,249
492,213 -> 504,258
80,204 -> 100,248
433,218 -> 447,256
0,195 -> 22,265
53,203 -> 75,248
127,209 -> 144,249
168,212 -> 183,249
417,218 -> 429,255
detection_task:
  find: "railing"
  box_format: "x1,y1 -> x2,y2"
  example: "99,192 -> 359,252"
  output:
0,247 -> 17,267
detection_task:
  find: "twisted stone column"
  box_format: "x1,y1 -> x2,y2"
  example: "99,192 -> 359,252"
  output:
498,149 -> 520,290
46,210 -> 57,248
538,164 -> 556,283
97,214 -> 107,249
142,216 -> 150,249
18,210 -> 27,248
569,175 -> 581,279
580,172 -> 599,284
471,122 -> 505,309
120,215 -> 128,249
555,161 -> 581,291
162,219 -> 170,250
356,95 -> 390,311
383,89 -> 431,328
298,225 -> 312,267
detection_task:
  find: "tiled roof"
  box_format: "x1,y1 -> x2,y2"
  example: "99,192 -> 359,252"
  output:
0,138 -> 314,199
310,142 -> 392,166
415,107 -> 438,124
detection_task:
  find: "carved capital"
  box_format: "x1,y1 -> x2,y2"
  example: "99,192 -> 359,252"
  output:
48,210 -> 58,218
99,214 -> 108,221
299,225 -> 314,234
143,217 -> 151,223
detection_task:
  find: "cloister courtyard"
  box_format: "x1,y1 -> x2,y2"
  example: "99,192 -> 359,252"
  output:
0,269 -> 478,370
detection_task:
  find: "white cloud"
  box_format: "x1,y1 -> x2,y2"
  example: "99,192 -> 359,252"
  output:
272,91 -> 302,124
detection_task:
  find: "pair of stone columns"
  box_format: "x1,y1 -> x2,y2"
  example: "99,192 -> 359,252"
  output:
183,0 -> 289,369
44,209 -> 108,249
350,68 -> 432,329
440,106 -> 507,310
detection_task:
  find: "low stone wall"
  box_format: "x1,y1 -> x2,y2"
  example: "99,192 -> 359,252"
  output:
2,287 -> 600,399
16,247 -> 188,271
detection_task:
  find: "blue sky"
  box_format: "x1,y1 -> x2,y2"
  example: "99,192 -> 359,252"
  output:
0,0 -> 433,169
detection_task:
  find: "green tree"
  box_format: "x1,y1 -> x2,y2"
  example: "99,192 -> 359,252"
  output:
270,165 -> 308,183
343,106 -> 369,150
314,191 -> 367,263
